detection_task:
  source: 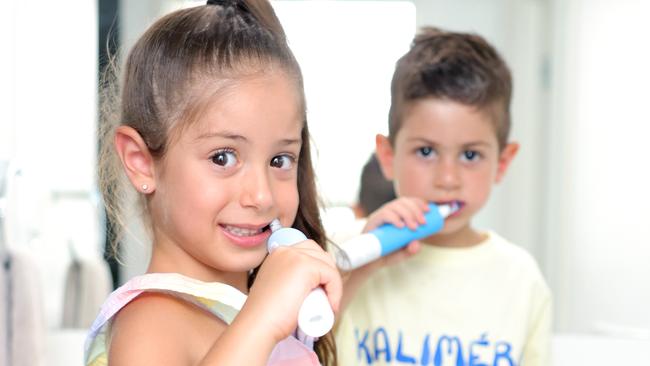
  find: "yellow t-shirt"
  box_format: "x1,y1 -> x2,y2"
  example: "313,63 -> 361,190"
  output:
336,231 -> 551,366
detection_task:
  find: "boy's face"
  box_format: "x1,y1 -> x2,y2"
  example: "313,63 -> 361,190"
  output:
376,98 -> 518,241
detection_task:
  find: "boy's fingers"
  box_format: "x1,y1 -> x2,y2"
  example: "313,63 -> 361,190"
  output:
367,210 -> 405,231
382,250 -> 409,266
380,241 -> 421,266
405,240 -> 421,254
390,203 -> 423,229
401,198 -> 429,224
415,197 -> 430,211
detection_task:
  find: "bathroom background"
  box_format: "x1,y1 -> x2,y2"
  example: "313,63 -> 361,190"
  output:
1,0 -> 649,364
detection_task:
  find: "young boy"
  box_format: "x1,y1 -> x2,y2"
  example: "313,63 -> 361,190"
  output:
335,27 -> 552,366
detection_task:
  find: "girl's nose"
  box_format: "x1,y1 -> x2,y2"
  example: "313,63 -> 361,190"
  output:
239,166 -> 274,211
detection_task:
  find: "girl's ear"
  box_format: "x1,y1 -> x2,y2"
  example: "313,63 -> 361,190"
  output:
375,134 -> 395,181
114,126 -> 156,193
495,142 -> 519,183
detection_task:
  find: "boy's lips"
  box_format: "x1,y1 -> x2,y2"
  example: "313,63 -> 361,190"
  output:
434,200 -> 464,217
219,223 -> 272,248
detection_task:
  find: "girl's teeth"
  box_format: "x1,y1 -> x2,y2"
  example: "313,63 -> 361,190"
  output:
224,225 -> 263,237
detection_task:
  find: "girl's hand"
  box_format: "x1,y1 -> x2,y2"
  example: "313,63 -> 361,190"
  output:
241,240 -> 342,344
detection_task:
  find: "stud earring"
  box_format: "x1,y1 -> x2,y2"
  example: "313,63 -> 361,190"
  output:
141,184 -> 149,192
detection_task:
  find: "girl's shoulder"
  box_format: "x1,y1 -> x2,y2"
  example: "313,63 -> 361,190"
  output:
84,273 -> 246,365
109,290 -> 226,364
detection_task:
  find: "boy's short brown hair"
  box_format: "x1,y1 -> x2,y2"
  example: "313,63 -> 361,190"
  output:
388,27 -> 512,150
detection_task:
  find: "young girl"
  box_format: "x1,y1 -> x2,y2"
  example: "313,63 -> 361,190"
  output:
85,1 -> 341,365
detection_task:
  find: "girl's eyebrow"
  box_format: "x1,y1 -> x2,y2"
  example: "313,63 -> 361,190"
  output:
196,131 -> 247,142
278,138 -> 302,146
195,131 -> 301,146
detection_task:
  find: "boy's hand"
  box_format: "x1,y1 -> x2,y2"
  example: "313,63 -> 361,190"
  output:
363,196 -> 430,233
339,197 -> 428,313
361,196 -> 429,267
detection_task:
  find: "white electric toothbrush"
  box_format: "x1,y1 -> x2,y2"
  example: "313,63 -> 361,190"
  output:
267,219 -> 334,338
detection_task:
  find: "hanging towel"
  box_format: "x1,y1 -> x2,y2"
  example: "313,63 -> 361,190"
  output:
1,254 -> 8,366
1,249 -> 45,366
62,257 -> 112,328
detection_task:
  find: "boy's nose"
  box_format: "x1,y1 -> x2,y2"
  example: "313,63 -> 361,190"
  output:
239,166 -> 274,211
434,160 -> 461,190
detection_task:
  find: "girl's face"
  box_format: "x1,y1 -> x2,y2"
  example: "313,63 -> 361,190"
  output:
147,71 -> 303,287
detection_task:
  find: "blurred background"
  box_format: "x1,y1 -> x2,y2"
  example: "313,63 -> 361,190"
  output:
1,0 -> 649,364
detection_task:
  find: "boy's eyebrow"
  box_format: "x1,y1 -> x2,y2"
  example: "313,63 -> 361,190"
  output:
407,137 -> 492,148
462,141 -> 492,148
407,137 -> 437,145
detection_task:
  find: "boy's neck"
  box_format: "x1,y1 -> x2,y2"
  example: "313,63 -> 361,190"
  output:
421,225 -> 487,248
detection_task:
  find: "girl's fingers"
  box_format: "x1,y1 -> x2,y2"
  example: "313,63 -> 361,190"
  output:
291,240 -> 337,267
318,263 -> 343,313
283,241 -> 343,311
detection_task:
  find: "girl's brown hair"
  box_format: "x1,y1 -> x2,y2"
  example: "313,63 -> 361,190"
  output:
98,1 -> 336,364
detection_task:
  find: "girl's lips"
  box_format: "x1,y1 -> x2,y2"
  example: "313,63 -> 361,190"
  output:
219,224 -> 272,249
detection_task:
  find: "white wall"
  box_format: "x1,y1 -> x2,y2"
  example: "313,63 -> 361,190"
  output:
274,1 -> 416,206
546,0 -> 650,335
0,2 -> 17,162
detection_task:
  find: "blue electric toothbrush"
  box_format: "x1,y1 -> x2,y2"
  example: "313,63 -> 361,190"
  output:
267,220 -> 334,338
335,202 -> 459,271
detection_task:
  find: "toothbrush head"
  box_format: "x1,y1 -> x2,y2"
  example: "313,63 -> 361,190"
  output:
436,201 -> 461,218
269,219 -> 282,232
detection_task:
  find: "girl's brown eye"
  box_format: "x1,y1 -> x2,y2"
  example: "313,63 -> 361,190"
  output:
211,150 -> 237,167
270,155 -> 294,170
